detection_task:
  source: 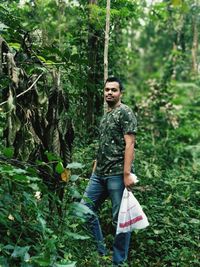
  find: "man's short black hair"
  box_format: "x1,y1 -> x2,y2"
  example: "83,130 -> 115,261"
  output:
105,77 -> 124,92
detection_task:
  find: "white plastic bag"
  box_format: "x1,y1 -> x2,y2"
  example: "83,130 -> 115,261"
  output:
116,188 -> 149,234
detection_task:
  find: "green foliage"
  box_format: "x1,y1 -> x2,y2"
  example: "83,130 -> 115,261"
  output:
0,153 -> 91,266
1,0 -> 200,266
128,166 -> 200,266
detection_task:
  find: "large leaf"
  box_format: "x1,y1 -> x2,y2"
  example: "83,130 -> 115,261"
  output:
11,246 -> 30,260
55,162 -> 65,174
65,231 -> 90,240
54,262 -> 76,267
31,255 -> 51,267
70,202 -> 94,216
66,162 -> 84,169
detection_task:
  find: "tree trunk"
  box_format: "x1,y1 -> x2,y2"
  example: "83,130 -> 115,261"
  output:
104,0 -> 110,83
191,17 -> 198,74
86,0 -> 99,134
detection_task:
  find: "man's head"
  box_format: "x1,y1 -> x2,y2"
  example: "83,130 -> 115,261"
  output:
105,77 -> 124,92
104,77 -> 123,108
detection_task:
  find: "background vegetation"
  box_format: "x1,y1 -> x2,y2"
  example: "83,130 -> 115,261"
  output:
0,0 -> 199,266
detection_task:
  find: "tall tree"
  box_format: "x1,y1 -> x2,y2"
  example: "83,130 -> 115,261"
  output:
104,0 -> 110,82
86,0 -> 103,135
191,2 -> 199,74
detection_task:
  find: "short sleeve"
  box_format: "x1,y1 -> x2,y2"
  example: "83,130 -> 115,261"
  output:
120,106 -> 137,135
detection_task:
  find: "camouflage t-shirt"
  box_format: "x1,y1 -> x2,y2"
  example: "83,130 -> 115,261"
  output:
95,103 -> 137,176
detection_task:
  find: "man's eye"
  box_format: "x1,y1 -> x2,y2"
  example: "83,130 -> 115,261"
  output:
105,88 -> 118,92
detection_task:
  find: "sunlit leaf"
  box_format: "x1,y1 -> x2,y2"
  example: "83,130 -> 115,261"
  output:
14,169 -> 27,174
54,262 -> 76,267
163,194 -> 172,204
65,231 -> 90,240
66,162 -> 84,169
37,55 -> 47,63
189,218 -> 200,224
172,0 -> 183,7
153,229 -> 164,235
8,42 -> 21,50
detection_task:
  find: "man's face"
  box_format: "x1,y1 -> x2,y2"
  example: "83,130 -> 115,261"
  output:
104,81 -> 122,107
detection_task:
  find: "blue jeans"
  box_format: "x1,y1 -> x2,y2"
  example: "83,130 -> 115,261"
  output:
81,173 -> 131,265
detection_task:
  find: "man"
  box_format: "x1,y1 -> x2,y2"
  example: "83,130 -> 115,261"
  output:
81,77 -> 137,266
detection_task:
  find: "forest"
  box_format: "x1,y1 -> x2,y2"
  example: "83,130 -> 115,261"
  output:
0,0 -> 199,266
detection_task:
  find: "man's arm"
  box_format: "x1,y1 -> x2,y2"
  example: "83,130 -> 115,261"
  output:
123,134 -> 136,188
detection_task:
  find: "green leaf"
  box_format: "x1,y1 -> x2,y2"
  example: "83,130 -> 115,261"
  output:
54,263 -> 76,267
69,187 -> 81,199
70,175 -> 79,182
66,162 -> 84,169
172,0 -> 182,6
189,218 -> 200,224
3,245 -> 14,251
27,176 -> 40,182
65,231 -> 90,240
147,239 -> 156,245
46,60 -> 56,65
45,151 -> 60,161
0,256 -> 9,267
12,174 -> 28,183
8,42 -> 21,50
3,147 -> 14,158
37,55 -> 47,63
13,168 -> 27,174
24,252 -> 30,262
70,202 -> 94,216
32,255 -> 51,267
55,162 -> 64,174
153,229 -> 164,235
11,246 -> 30,259
37,215 -> 46,232
28,183 -> 39,191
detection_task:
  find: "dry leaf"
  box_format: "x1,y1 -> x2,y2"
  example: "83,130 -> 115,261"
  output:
61,168 -> 71,182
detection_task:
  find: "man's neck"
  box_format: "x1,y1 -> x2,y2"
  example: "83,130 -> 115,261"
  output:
107,101 -> 121,112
